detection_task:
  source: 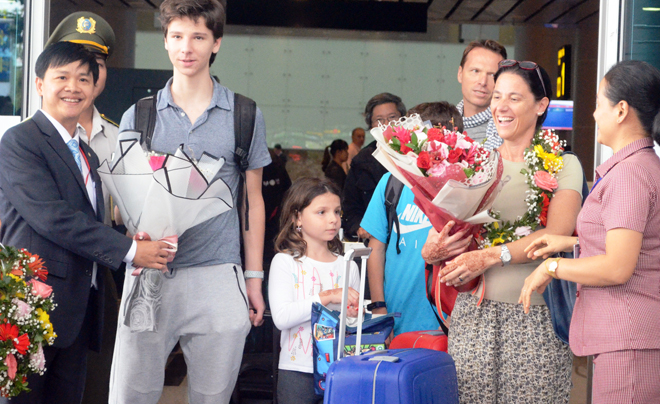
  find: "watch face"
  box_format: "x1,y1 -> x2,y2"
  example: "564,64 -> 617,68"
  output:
501,246 -> 512,264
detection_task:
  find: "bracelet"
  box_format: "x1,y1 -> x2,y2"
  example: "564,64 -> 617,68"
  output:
366,301 -> 387,311
244,270 -> 264,279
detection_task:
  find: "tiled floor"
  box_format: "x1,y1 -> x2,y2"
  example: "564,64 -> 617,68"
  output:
157,356 -> 591,404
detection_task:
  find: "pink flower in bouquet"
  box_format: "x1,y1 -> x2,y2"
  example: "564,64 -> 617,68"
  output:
534,171 -> 558,192
30,343 -> 45,371
5,353 -> 16,380
514,226 -> 533,237
382,126 -> 395,142
465,144 -> 479,165
444,132 -> 458,148
427,128 -> 445,143
149,155 -> 166,171
12,298 -> 31,320
447,149 -> 464,164
455,137 -> 473,150
428,141 -> 449,160
428,163 -> 447,177
417,151 -> 432,170
392,126 -> 412,145
29,279 -> 53,299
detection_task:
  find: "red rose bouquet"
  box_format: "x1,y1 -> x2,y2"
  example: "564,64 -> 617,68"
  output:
0,245 -> 56,398
371,114 -> 504,323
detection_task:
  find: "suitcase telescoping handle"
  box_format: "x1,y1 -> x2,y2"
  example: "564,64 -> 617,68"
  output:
337,247 -> 371,361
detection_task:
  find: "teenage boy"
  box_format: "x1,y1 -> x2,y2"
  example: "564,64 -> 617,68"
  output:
109,1 -> 270,403
361,103 -> 467,337
0,42 -> 169,404
456,39 -> 507,149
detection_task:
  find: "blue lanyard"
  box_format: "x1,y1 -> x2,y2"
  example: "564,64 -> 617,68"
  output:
590,176 -> 602,194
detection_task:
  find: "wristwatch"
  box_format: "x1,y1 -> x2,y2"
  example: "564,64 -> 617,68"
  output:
546,258 -> 560,278
366,301 -> 387,311
500,244 -> 512,266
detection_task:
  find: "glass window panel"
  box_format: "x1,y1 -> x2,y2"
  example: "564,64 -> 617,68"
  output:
0,0 -> 24,116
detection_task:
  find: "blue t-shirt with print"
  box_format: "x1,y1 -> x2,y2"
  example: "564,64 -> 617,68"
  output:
360,173 -> 439,336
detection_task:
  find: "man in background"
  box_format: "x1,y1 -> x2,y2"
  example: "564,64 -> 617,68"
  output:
341,93 -> 406,240
342,127 -> 365,172
456,39 -> 507,149
273,143 -> 287,165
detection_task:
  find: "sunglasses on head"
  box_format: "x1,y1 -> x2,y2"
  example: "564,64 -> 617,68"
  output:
498,59 -> 548,99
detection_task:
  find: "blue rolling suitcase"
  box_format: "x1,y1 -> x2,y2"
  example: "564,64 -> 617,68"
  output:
323,348 -> 459,404
323,247 -> 459,404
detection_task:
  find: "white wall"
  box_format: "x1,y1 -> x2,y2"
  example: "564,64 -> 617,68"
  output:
135,31 -> 513,149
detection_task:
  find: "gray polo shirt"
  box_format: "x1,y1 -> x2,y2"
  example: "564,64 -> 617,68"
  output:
119,77 -> 271,268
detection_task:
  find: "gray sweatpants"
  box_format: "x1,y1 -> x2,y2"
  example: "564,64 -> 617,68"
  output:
109,263 -> 252,404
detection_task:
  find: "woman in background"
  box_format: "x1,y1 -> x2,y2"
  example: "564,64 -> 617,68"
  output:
322,139 -> 348,190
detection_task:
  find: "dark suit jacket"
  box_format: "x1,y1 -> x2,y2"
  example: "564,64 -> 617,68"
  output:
0,111 -> 132,351
341,140 -> 387,237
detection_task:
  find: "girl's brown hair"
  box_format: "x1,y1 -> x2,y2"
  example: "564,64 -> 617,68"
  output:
275,177 -> 343,259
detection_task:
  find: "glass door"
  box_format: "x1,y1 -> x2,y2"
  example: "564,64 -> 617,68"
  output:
0,0 -> 24,135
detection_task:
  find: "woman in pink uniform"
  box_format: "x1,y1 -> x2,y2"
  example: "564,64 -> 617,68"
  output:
520,60 -> 660,403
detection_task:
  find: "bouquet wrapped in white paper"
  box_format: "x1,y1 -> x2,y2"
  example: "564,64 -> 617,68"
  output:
98,131 -> 234,332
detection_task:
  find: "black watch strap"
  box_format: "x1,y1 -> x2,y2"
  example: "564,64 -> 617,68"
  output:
366,301 -> 387,311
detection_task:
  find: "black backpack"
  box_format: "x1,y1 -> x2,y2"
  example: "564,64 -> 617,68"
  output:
133,92 -> 257,229
384,175 -> 405,254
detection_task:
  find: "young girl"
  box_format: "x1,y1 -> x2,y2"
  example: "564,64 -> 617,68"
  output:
269,177 -> 360,404
321,139 -> 349,190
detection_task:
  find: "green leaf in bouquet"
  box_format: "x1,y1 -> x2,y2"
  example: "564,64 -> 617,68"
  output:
520,168 -> 529,176
463,168 -> 475,178
411,131 -> 419,147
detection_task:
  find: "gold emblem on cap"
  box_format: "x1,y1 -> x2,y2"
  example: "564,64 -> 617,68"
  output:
76,17 -> 97,35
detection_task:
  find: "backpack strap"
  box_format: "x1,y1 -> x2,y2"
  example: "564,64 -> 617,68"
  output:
384,175 -> 405,254
135,95 -> 158,150
233,92 -> 257,231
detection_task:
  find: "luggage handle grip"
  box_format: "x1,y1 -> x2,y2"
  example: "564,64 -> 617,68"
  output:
337,247 -> 371,361
368,356 -> 400,363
